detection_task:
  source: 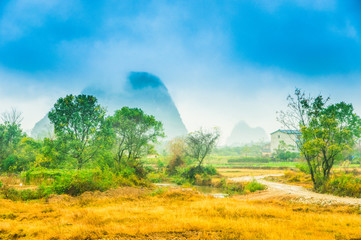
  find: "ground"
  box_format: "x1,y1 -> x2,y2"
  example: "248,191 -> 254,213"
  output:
1,168 -> 361,240
231,174 -> 361,206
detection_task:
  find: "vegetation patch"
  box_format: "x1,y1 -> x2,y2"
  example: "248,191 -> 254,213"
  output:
319,173 -> 361,198
266,170 -> 313,188
1,187 -> 360,240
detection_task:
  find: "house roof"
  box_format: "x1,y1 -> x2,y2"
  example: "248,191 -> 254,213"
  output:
271,129 -> 301,135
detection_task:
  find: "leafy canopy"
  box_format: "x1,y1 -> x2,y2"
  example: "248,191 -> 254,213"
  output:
48,94 -> 105,168
108,107 -> 164,175
279,89 -> 361,189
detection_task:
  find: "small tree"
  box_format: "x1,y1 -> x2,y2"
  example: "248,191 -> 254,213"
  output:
1,108 -> 23,126
0,121 -> 23,171
273,141 -> 299,162
108,107 -> 164,176
167,137 -> 186,174
186,128 -> 220,168
48,94 -> 105,169
279,89 -> 361,189
301,101 -> 361,188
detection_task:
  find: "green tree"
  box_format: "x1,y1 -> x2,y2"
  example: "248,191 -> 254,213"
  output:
48,94 -> 105,169
108,107 -> 164,176
0,109 -> 24,172
279,89 -> 361,189
273,140 -> 299,162
0,122 -> 24,171
301,101 -> 361,188
186,128 -> 220,168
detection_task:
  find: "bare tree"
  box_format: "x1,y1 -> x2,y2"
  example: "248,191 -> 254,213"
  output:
277,89 -> 321,186
1,108 -> 23,125
186,128 -> 220,168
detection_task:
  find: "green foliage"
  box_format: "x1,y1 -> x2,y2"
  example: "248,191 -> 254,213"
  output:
0,184 -> 51,201
0,122 -> 23,172
217,179 -> 266,195
0,100 -> 164,198
319,173 -> 361,198
48,94 -> 106,169
296,163 -> 310,174
245,180 -> 267,192
108,107 -> 164,176
301,99 -> 361,188
224,182 -> 245,195
228,157 -> 271,163
281,89 -> 361,189
175,165 -> 217,184
22,168 -> 66,185
273,141 -> 300,161
147,171 -> 169,183
51,168 -> 115,196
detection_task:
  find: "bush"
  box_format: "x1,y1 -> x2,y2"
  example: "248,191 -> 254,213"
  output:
22,168 -> 65,185
147,172 -> 169,183
319,173 -> 361,198
0,184 -> 51,201
51,169 -> 115,196
167,156 -> 184,175
296,164 -> 310,174
224,182 -> 245,195
194,174 -> 212,186
176,165 -> 217,184
245,180 -> 266,192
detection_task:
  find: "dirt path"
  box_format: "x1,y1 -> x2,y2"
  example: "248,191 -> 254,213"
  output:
230,175 -> 361,206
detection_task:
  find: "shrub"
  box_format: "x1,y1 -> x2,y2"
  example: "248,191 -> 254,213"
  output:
147,172 -> 168,183
319,173 -> 361,198
223,182 -> 246,195
0,184 -> 51,201
176,165 -> 217,184
296,164 -> 310,174
167,156 -> 184,175
194,174 -> 212,186
51,169 -> 115,196
245,180 -> 266,192
22,168 -> 65,185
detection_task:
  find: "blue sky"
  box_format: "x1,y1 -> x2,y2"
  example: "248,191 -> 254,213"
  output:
1,0 -> 361,141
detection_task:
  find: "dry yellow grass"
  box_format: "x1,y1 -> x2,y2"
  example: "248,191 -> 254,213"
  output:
1,187 -> 361,240
217,168 -> 284,178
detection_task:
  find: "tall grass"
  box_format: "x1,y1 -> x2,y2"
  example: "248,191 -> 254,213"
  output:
0,187 -> 360,239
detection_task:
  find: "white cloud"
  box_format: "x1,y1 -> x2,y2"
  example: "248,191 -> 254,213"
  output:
1,0 -> 361,145
0,0 -> 75,42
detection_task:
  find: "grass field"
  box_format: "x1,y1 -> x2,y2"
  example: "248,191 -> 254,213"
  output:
195,155 -> 360,169
217,168 -> 284,178
1,187 -> 361,240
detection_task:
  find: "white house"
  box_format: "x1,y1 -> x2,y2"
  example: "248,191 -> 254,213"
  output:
270,129 -> 301,153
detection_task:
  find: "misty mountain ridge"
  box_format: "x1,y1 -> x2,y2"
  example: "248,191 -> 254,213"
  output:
226,121 -> 268,146
32,72 -> 188,140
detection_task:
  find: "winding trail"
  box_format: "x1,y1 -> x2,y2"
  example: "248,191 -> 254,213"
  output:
230,174 -> 361,206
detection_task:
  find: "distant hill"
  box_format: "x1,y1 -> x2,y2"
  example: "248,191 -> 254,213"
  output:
31,72 -> 188,140
31,114 -> 53,139
226,121 -> 268,146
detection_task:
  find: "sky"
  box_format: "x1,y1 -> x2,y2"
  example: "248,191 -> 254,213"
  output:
1,0 -> 361,143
